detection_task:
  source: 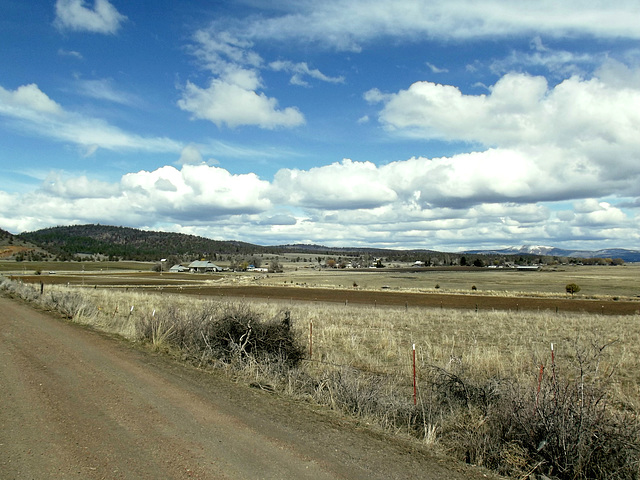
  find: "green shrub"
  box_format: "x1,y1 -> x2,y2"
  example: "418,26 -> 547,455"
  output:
566,283 -> 581,295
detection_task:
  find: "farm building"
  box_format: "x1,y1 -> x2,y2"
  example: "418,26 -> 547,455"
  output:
169,264 -> 188,272
188,260 -> 222,273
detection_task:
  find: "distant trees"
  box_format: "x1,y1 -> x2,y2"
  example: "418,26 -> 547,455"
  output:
268,258 -> 283,273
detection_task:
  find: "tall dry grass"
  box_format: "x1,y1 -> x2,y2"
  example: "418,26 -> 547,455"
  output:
2,276 -> 639,479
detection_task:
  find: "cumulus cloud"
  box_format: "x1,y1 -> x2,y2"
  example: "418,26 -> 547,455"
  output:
0,83 -> 182,154
2,153 -> 639,249
54,0 -> 127,34
366,70 -> 640,197
177,145 -> 203,165
180,30 -> 307,129
120,165 -> 272,219
273,159 -> 398,209
41,172 -> 119,199
572,200 -> 628,226
178,78 -> 305,129
0,83 -> 64,116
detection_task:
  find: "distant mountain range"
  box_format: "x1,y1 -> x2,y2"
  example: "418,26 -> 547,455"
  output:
464,245 -> 640,263
2,224 -> 638,263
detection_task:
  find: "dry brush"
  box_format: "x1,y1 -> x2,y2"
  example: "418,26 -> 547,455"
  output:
2,276 -> 639,479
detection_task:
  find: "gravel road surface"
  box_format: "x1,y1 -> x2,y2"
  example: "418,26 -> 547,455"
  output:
0,296 -> 500,480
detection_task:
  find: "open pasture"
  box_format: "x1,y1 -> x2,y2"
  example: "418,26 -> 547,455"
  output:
2,271 -> 640,479
8,262 -> 640,315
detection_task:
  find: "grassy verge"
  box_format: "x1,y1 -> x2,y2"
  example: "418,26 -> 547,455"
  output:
2,276 -> 639,479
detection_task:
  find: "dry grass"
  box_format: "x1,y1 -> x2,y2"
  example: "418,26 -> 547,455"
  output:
3,276 -> 639,479
267,264 -> 640,299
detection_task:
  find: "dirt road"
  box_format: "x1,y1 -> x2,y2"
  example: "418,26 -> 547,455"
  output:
0,296 -> 498,480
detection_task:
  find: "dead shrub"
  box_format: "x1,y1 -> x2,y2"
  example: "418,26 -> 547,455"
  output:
47,290 -> 97,319
136,303 -> 305,368
426,340 -> 640,479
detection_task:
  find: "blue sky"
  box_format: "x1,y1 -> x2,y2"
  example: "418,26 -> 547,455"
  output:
1,0 -> 639,251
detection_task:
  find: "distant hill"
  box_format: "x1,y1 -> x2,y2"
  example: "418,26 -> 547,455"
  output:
0,227 -> 46,260
0,227 -> 12,242
15,226 -> 444,263
17,224 -> 272,262
11,224 -> 638,264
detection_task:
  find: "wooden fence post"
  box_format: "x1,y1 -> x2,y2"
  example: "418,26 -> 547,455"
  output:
412,344 -> 417,405
535,363 -> 544,412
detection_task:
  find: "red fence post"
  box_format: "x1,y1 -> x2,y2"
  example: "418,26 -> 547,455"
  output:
535,363 -> 544,413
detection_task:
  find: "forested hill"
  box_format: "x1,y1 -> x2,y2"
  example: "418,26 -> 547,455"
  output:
0,227 -> 12,242
17,224 -> 269,261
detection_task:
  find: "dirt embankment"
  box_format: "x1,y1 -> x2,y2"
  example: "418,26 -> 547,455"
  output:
0,246 -> 32,259
0,296 -> 500,480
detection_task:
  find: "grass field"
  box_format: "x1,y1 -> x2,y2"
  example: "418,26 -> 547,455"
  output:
2,271 -> 640,478
3,260 -> 639,298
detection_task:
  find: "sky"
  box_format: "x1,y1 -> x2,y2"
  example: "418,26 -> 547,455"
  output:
1,0 -> 640,252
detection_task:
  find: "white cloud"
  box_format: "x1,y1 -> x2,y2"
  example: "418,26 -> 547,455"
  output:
0,83 -> 64,116
190,30 -> 263,76
572,200 -> 628,226
120,165 -> 272,219
490,38 -> 600,76
426,62 -> 448,74
41,172 -> 119,199
258,214 -> 298,226
273,159 -> 398,209
178,78 -> 305,129
54,0 -> 127,34
269,60 -> 345,86
181,30 -> 307,129
74,78 -> 140,106
366,71 -> 640,198
218,1 -> 640,52
58,48 -> 84,60
177,145 -> 203,165
0,83 -> 182,154
2,154 -> 639,249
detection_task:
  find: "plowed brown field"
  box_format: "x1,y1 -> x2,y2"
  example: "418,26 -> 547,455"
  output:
15,273 -> 640,315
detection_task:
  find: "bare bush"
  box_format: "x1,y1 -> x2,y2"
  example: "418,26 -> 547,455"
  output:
426,341 -> 640,479
0,277 -> 41,302
136,303 -> 304,368
47,290 -> 97,319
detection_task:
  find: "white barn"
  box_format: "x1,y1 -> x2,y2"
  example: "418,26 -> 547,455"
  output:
188,260 -> 222,273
